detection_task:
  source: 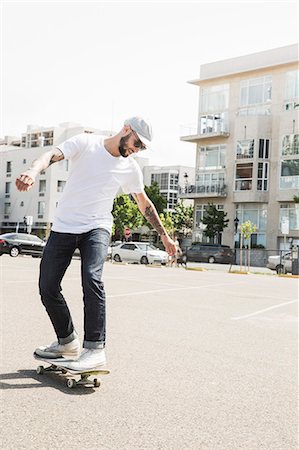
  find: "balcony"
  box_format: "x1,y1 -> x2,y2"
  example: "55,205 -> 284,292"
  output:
178,183 -> 227,199
180,114 -> 229,143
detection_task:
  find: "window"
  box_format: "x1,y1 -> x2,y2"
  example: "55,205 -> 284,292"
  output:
236,140 -> 254,159
240,76 -> 272,106
236,203 -> 267,247
285,70 -> 299,100
200,84 -> 229,113
6,161 -> 12,173
151,173 -> 169,190
57,180 -> 66,192
38,201 -> 45,217
39,180 -> 46,195
235,163 -> 253,190
195,204 -> 224,228
257,162 -> 269,191
282,134 -> 299,156
280,204 -> 299,231
280,159 -> 299,189
168,192 -> 178,209
258,139 -> 270,159
5,182 -> 11,197
59,159 -> 69,171
4,202 -> 11,217
198,145 -> 226,170
169,173 -> 179,190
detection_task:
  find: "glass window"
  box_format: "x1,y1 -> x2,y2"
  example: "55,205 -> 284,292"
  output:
258,139 -> 270,159
236,203 -> 267,232
280,159 -> 299,189
4,203 -> 11,215
198,145 -> 226,170
257,162 -> 269,191
6,161 -> 12,173
240,76 -> 272,106
57,180 -> 66,192
5,182 -> 11,194
282,134 -> 299,156
38,201 -> 45,216
200,84 -> 229,113
236,140 -> 254,159
39,180 -> 46,193
285,70 -> 299,100
235,163 -> 253,191
280,204 -> 299,230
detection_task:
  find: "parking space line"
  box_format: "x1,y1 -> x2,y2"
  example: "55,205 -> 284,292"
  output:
108,281 -> 246,298
231,299 -> 299,321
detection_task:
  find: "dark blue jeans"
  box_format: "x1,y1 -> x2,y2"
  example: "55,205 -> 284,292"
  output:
39,228 -> 110,349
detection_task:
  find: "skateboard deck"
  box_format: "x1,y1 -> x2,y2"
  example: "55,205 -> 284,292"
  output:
33,353 -> 110,389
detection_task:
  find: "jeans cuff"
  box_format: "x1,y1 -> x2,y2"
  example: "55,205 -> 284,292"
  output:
59,331 -> 78,345
83,340 -> 105,349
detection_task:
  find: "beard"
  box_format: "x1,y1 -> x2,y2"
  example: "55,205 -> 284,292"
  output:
118,135 -> 130,158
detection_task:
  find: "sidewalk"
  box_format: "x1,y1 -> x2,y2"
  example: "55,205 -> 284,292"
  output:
184,261 -> 275,275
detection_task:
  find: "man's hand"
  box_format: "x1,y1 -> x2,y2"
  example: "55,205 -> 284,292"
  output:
16,170 -> 37,192
161,234 -> 177,257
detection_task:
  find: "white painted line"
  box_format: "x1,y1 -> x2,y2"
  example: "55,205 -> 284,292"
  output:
108,281 -> 245,299
231,299 -> 299,321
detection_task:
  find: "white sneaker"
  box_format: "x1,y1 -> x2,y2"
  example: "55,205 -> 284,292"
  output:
59,348 -> 106,371
35,338 -> 81,360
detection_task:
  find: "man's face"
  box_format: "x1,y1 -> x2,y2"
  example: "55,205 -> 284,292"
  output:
119,131 -> 146,158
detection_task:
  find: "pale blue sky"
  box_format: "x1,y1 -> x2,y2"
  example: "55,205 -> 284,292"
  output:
2,1 -> 298,166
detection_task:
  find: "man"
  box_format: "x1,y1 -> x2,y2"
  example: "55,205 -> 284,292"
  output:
16,117 -> 176,370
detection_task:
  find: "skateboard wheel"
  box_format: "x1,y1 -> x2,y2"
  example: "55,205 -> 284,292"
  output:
94,379 -> 101,388
67,378 -> 77,389
37,365 -> 44,375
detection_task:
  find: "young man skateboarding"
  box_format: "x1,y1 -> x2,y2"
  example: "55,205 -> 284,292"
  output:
16,117 -> 176,370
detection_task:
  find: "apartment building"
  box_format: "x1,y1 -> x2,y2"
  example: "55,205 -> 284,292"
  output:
180,44 -> 299,251
0,122 -> 114,237
143,165 -> 195,212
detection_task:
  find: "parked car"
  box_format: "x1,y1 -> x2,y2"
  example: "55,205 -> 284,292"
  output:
73,245 -> 112,260
0,233 -> 46,257
267,252 -> 297,274
183,243 -> 234,264
112,241 -> 168,265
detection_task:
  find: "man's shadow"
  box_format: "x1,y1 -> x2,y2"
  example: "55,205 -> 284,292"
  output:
0,370 -> 95,396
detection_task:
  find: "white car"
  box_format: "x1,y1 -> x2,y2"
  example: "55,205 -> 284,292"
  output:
112,241 -> 168,265
267,252 -> 297,274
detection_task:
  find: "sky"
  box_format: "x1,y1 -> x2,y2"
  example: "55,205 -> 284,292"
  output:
1,1 -> 298,167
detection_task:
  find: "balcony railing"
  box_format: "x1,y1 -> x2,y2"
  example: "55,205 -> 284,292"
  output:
178,183 -> 227,198
180,115 -> 229,142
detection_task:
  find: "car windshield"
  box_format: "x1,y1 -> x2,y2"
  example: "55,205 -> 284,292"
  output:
137,243 -> 158,251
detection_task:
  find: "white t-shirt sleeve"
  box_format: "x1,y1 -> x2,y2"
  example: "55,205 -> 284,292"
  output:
57,133 -> 86,160
121,160 -> 145,195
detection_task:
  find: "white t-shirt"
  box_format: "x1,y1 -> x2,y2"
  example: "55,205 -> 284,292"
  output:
52,133 -> 144,234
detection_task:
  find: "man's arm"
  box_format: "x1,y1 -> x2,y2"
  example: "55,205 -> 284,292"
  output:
15,147 -> 64,192
132,191 -> 176,256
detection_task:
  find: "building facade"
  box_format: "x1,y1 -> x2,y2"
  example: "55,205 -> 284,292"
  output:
0,122 -> 114,237
180,44 -> 299,251
143,165 -> 195,212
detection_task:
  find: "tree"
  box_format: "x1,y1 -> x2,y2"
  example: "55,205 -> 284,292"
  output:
239,220 -> 257,273
172,201 -> 194,237
112,194 -> 143,240
159,212 -> 175,237
202,203 -> 229,244
142,182 -> 167,227
144,182 -> 167,215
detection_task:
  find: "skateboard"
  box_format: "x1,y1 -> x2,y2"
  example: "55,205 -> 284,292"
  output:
33,353 -> 110,389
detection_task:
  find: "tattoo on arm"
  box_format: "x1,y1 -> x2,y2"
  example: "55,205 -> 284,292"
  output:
144,204 -> 166,236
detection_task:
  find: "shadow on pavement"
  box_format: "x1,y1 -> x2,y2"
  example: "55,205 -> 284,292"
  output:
0,370 -> 96,396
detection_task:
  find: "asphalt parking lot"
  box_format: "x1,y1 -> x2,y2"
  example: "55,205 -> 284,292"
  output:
1,255 -> 298,450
